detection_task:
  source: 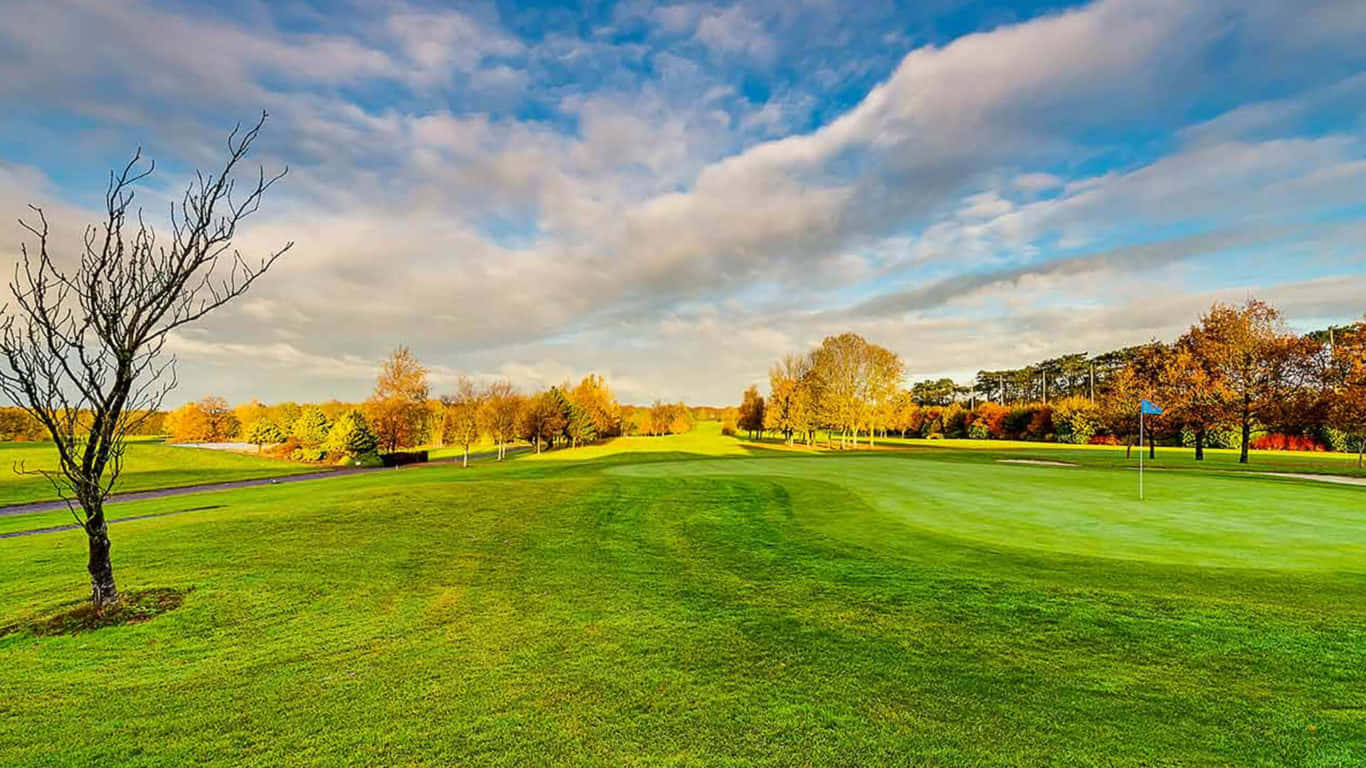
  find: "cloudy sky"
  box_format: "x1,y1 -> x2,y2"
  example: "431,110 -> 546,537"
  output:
2,0 -> 1364,405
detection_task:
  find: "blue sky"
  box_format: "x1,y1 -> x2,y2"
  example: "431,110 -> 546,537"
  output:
1,0 -> 1364,404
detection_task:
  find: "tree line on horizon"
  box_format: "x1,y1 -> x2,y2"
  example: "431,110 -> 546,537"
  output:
735,300 -> 1366,466
110,347 -> 698,466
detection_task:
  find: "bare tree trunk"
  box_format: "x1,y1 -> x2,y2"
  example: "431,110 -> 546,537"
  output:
1125,437 -> 1133,459
1149,432 -> 1156,459
1358,437 -> 1364,469
462,445 -> 469,468
85,503 -> 118,611
1194,428 -> 1205,461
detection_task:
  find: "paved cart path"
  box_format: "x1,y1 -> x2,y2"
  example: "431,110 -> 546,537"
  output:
0,447 -> 529,523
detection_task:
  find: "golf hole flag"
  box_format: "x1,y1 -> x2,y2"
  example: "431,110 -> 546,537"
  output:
1138,399 -> 1162,500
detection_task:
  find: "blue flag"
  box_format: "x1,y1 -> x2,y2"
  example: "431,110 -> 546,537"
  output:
1140,399 -> 1163,415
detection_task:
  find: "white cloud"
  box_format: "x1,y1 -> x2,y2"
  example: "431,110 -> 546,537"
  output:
0,0 -> 1363,405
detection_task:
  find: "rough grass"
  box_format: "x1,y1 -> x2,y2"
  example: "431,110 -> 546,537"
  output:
0,440 -> 315,507
1,424 -> 1364,766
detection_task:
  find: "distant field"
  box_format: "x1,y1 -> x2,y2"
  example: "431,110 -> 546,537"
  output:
1,422 -> 1363,766
0,440 -> 315,507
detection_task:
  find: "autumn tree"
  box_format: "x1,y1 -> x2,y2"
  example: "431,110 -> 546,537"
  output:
244,418 -> 284,452
0,114 -> 289,609
1097,345 -> 1166,458
1328,319 -> 1366,467
889,391 -> 920,439
166,396 -> 240,443
271,402 -> 302,433
519,389 -> 567,453
234,399 -> 270,433
442,377 -> 485,467
570,374 -> 622,438
808,333 -> 903,448
565,400 -> 597,448
1159,341 -> 1227,460
364,346 -> 430,452
324,409 -> 379,461
1188,300 -> 1296,463
479,380 -> 522,460
291,406 -> 331,448
737,385 -> 765,440
863,345 -> 904,447
0,408 -> 45,441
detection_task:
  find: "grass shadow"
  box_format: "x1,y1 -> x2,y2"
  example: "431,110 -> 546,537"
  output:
1,587 -> 190,638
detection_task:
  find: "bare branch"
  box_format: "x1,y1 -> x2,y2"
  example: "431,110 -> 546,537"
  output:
0,114 -> 288,609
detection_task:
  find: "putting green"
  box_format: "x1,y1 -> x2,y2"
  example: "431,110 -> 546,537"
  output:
609,454 -> 1366,571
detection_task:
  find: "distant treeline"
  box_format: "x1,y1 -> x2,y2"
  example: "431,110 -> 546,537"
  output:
153,348 -> 705,466
0,408 -> 166,442
738,300 -> 1366,465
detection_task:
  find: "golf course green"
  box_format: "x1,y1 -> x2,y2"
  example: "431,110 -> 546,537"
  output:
1,423 -> 1363,766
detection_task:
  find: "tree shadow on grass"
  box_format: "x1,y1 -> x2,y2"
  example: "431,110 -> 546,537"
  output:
0,587 -> 189,638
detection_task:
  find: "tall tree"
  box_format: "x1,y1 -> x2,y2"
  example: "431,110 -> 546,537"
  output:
1328,319 -> 1366,467
737,385 -> 765,440
1188,300 -> 1294,463
863,344 -> 904,447
0,114 -> 289,609
1097,345 -> 1165,459
364,346 -> 430,452
565,400 -> 597,448
478,380 -> 522,460
570,374 -> 621,439
910,378 -> 957,406
1159,342 -> 1227,460
810,333 -> 867,448
442,377 -> 485,468
808,333 -> 902,448
764,372 -> 804,446
519,389 -> 567,453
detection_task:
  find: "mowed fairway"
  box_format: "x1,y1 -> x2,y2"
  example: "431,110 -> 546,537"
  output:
2,424 -> 1365,766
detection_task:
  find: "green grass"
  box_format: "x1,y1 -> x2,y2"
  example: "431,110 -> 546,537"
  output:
0,441 -> 316,507
2,423 -> 1364,766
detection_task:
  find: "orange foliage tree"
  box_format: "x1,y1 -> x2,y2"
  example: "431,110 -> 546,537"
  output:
165,396 -> 239,443
364,346 -> 430,452
1329,319 -> 1366,467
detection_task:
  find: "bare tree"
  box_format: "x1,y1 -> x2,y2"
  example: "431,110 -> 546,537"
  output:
0,113 -> 290,611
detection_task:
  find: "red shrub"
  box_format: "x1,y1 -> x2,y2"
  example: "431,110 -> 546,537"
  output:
1251,433 -> 1325,452
1026,407 -> 1053,441
1088,435 -> 1119,445
978,403 -> 1010,439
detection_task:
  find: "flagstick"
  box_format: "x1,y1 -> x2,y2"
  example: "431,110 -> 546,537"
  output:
1139,407 -> 1144,502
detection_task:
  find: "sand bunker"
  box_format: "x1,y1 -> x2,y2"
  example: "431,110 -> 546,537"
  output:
1258,472 -> 1366,487
996,458 -> 1078,467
